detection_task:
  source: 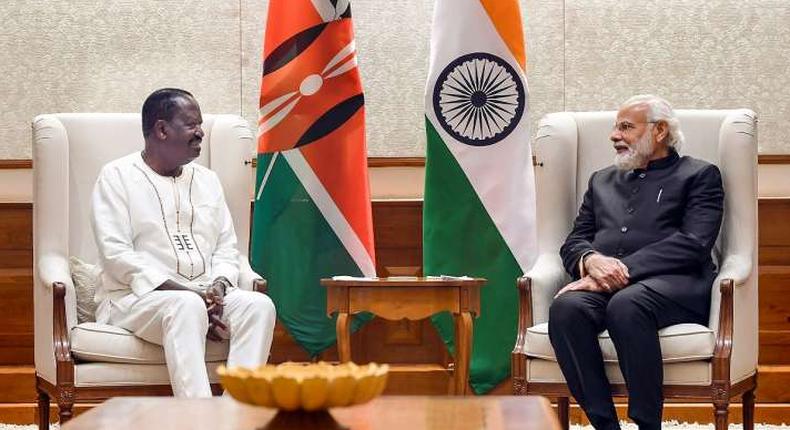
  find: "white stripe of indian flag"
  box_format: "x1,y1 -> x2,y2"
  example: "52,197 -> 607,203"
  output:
425,0 -> 536,271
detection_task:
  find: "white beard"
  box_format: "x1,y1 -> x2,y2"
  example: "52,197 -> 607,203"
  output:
614,131 -> 652,171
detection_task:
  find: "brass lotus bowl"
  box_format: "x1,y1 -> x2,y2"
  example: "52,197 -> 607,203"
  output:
218,362 -> 389,411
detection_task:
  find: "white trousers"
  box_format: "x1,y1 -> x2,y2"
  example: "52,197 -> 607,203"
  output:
108,288 -> 276,398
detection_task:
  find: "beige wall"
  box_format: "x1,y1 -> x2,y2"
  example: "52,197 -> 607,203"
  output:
1,1 -> 788,160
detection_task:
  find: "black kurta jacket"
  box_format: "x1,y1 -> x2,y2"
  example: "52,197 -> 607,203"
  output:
559,150 -> 725,318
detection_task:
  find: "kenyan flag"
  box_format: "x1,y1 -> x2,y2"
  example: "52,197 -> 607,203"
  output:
250,0 -> 375,356
424,0 -> 537,393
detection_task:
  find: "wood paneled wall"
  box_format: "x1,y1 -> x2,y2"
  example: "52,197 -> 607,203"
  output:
0,203 -> 32,364
3,198 -> 790,399
757,199 -> 790,365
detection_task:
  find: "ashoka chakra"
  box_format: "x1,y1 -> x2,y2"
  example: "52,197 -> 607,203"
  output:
432,52 -> 525,146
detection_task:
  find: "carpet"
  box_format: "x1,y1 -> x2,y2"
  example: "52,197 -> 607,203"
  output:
572,422 -> 790,429
1,422 -> 788,430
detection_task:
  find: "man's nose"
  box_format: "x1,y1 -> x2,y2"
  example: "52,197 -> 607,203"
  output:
610,129 -> 622,142
195,126 -> 205,139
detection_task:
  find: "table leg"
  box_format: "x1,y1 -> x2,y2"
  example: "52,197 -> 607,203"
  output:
336,312 -> 351,363
454,311 -> 473,395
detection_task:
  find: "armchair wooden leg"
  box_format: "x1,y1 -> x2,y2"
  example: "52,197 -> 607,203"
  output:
557,397 -> 570,430
57,387 -> 75,425
512,376 -> 526,395
37,389 -> 49,430
713,399 -> 729,430
743,388 -> 755,430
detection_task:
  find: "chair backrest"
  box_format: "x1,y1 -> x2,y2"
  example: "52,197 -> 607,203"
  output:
32,113 -> 256,384
533,109 -> 758,327
572,111 -> 730,210
33,113 -> 256,264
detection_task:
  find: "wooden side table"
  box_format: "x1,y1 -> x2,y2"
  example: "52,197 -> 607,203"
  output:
321,277 -> 485,395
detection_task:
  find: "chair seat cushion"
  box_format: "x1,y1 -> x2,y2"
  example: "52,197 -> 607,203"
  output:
524,322 -> 715,363
74,362 -> 224,387
71,322 -> 229,364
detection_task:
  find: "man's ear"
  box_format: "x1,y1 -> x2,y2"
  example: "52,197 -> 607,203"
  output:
153,119 -> 169,140
654,120 -> 669,145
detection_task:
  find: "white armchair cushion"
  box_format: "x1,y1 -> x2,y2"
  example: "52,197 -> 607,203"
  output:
524,322 -> 715,363
70,256 -> 100,324
75,362 -> 224,387
526,358 -> 712,386
71,323 -> 229,364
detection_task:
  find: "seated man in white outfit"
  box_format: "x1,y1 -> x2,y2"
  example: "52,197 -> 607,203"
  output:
90,88 -> 276,398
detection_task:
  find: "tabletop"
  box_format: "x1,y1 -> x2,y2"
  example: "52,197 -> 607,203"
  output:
62,395 -> 561,430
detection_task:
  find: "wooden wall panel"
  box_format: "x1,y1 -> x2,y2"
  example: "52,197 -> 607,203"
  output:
0,203 -> 33,364
759,267 -> 790,365
0,203 -> 32,269
3,197 -> 790,394
759,199 -> 790,266
758,199 -> 790,367
371,200 -> 423,277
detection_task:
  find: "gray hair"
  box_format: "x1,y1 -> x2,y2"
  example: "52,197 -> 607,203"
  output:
621,94 -> 685,150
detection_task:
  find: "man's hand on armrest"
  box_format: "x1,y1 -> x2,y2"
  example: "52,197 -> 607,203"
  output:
583,253 -> 630,292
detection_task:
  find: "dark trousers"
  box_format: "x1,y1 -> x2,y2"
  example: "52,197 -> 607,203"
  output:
548,284 -> 705,430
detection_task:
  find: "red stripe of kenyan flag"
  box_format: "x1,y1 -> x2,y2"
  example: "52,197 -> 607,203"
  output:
257,7 -> 373,261
251,0 -> 375,354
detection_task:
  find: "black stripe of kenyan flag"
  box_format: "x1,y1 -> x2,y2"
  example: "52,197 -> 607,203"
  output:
262,23 -> 328,77
295,94 -> 364,148
330,1 -> 352,18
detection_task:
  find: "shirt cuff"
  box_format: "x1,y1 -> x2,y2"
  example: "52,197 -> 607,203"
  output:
578,250 -> 597,278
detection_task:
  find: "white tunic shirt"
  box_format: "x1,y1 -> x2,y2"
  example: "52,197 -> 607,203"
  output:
91,152 -> 240,318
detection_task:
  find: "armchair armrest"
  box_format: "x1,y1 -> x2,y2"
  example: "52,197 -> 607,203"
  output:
714,255 -> 752,289
512,253 -> 568,355
709,256 -> 758,384
522,253 -> 568,325
712,279 -> 734,394
252,278 -> 268,294
38,253 -> 78,331
52,282 -> 75,387
237,254 -> 265,292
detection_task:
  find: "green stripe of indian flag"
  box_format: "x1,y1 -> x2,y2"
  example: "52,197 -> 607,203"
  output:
424,118 -> 524,394
426,0 -> 536,271
424,0 -> 537,394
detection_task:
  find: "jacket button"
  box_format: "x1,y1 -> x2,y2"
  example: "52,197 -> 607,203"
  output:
632,187 -> 639,194
621,226 -> 628,233
627,207 -> 635,214
639,173 -> 646,179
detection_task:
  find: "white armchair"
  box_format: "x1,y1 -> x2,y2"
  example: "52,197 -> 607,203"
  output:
511,110 -> 758,430
33,113 -> 262,427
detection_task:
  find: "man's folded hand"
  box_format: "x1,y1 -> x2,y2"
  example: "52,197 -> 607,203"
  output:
205,278 -> 228,341
584,253 -> 630,291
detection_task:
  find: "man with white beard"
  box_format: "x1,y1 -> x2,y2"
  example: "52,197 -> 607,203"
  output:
548,95 -> 724,430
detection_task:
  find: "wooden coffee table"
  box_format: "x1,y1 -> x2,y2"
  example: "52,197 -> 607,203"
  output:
61,396 -> 561,430
321,277 -> 485,395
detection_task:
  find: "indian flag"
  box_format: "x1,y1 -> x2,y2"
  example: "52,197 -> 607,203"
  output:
424,0 -> 537,393
250,0 -> 375,356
